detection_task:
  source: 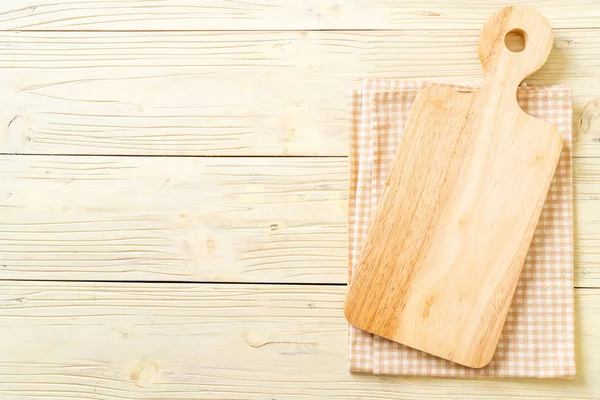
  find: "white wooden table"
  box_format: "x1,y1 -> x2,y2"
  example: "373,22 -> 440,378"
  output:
1,1 -> 599,398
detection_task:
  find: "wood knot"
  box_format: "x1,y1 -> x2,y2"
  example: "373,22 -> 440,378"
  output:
128,360 -> 160,388
578,100 -> 600,141
244,331 -> 270,348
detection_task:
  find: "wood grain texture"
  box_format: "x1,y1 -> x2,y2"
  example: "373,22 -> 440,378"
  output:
0,282 -> 598,399
0,0 -> 594,395
0,155 -> 599,287
345,6 -> 562,368
0,0 -> 599,30
0,156 -> 346,283
574,158 -> 600,285
0,30 -> 598,156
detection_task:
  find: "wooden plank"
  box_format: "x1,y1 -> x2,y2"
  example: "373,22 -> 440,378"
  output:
574,158 -> 600,285
0,30 -> 598,156
0,156 -> 347,283
0,282 -> 597,399
0,155 -> 598,287
0,0 -> 600,30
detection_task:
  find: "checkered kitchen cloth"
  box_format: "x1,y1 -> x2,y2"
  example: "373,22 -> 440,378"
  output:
348,79 -> 576,378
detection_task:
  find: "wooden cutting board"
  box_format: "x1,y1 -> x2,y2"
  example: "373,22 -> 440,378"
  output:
344,5 -> 563,369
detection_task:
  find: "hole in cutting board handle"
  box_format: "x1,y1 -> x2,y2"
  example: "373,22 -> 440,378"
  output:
505,29 -> 526,53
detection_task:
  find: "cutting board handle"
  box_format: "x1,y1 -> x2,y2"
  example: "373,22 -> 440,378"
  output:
478,5 -> 553,88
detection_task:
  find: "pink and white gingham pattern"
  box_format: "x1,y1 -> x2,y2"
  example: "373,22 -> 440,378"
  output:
347,79 -> 576,378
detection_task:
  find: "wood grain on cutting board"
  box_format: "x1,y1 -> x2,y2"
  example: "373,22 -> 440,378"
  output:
345,6 -> 563,368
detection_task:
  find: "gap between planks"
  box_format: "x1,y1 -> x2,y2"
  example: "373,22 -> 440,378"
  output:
0,278 -> 348,286
0,153 -> 596,159
0,279 -> 595,292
